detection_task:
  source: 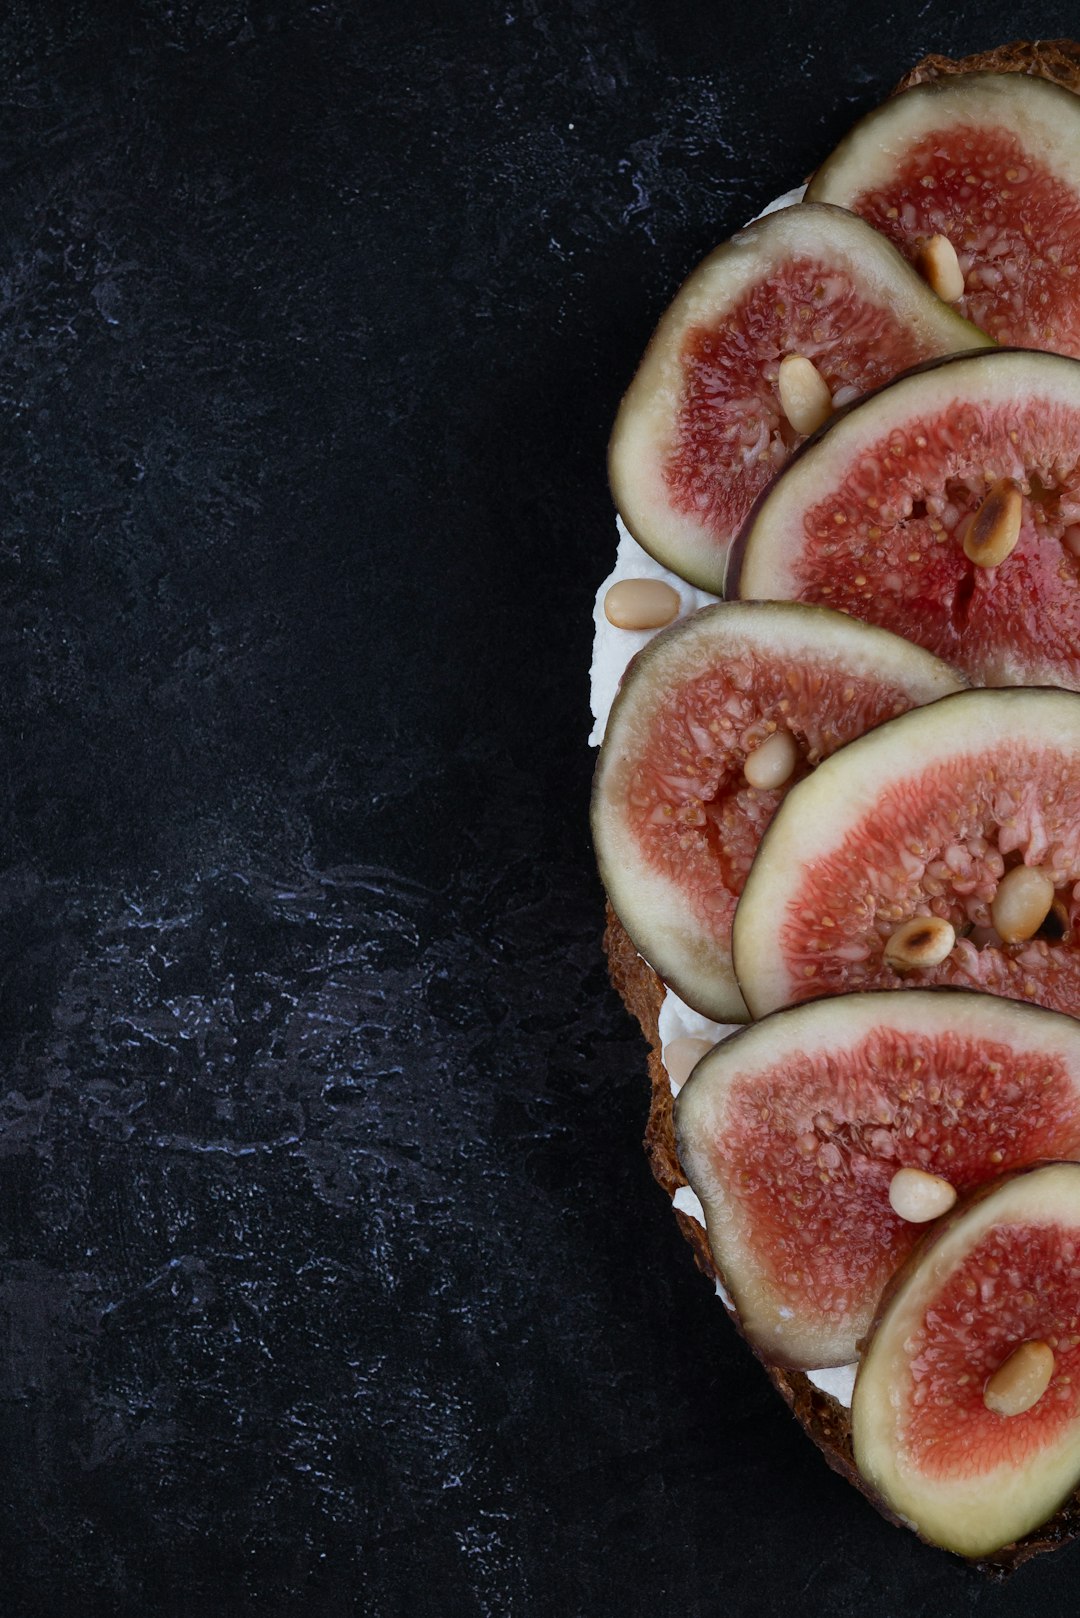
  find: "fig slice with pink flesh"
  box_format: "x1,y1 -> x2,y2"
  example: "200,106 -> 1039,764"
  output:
674,991 -> 1080,1371
732,686 -> 1080,1021
854,1162 -> 1080,1558
732,347 -> 1080,690
608,203 -> 990,595
806,71 -> 1080,356
590,601 -> 965,1022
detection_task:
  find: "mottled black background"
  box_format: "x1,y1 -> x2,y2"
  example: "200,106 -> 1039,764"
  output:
3,3 -> 1080,1615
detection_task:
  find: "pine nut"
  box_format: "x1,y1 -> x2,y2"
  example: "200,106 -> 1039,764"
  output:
663,1035 -> 714,1092
990,865 -> 1055,943
604,578 -> 680,630
743,728 -> 798,791
917,234 -> 965,303
777,354 -> 833,437
962,479 -> 1022,568
984,1340 -> 1055,1418
888,1166 -> 957,1223
883,915 -> 956,971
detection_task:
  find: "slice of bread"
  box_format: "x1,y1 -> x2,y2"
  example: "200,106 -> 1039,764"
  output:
603,40 -> 1080,1571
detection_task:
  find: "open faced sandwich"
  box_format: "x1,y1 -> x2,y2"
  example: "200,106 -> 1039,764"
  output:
592,39 -> 1080,1570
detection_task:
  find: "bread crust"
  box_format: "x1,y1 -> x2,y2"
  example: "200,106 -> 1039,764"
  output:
896,37 -> 1080,93
603,44 -> 1080,1569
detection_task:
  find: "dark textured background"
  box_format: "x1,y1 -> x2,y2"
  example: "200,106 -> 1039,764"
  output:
5,3 -> 1080,1614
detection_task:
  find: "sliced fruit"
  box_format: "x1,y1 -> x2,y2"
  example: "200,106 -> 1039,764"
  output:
731,687 -> 1080,1021
806,71 -> 1080,356
590,601 -> 965,1022
608,203 -> 990,595
732,348 -> 1080,689
674,993 -> 1080,1369
853,1162 -> 1080,1557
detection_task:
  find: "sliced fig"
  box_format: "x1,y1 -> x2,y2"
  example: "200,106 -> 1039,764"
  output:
731,687 -> 1080,1021
590,601 -> 965,1022
806,72 -> 1080,355
853,1162 -> 1080,1558
608,203 -> 990,595
675,992 -> 1080,1370
733,348 -> 1080,689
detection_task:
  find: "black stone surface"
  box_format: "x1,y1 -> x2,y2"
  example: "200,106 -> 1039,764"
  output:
5,3 -> 1080,1614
